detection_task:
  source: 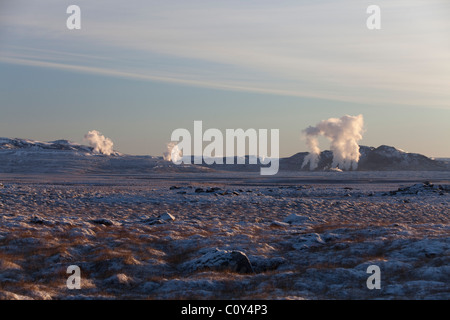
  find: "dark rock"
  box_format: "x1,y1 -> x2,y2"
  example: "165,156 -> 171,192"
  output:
249,256 -> 286,273
29,216 -> 45,225
146,219 -> 165,225
206,187 -> 221,193
91,218 -> 116,226
145,212 -> 175,225
182,248 -> 254,274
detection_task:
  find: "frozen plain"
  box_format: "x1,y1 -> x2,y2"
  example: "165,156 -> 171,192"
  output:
0,170 -> 449,300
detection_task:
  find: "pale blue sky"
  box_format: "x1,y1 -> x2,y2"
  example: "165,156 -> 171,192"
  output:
0,0 -> 449,157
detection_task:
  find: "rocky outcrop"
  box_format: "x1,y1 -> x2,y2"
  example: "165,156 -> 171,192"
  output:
145,212 -> 176,225
181,248 -> 254,274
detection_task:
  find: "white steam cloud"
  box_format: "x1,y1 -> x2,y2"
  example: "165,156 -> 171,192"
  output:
302,114 -> 364,171
84,130 -> 114,156
163,142 -> 183,163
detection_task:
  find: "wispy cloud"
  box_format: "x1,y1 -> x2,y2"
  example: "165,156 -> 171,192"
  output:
1,0 -> 449,108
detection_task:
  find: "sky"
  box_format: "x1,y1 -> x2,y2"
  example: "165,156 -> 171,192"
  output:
0,0 -> 449,157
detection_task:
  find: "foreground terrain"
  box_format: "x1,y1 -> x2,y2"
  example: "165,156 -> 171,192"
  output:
0,171 -> 448,299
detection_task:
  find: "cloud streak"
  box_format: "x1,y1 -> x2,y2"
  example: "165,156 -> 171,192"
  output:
1,0 -> 449,109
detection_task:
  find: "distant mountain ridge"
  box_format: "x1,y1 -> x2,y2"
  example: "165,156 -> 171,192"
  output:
0,137 -> 122,155
0,137 -> 448,173
280,145 -> 449,171
0,137 -> 209,174
194,145 -> 449,172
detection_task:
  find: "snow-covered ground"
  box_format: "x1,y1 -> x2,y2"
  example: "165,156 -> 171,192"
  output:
0,172 -> 448,299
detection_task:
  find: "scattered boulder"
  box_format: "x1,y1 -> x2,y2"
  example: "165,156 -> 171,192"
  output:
249,256 -> 286,273
145,212 -> 175,225
160,212 -> 175,222
182,248 -> 254,274
390,183 -> 449,196
292,233 -> 325,250
90,218 -> 118,226
29,215 -> 52,225
146,219 -> 164,226
29,216 -> 45,225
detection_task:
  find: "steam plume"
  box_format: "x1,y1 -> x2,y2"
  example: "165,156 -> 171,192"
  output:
163,142 -> 182,163
84,130 -> 114,155
302,114 -> 364,170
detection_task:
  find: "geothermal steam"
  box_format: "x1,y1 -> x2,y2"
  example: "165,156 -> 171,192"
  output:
84,130 -> 114,155
163,142 -> 182,163
302,114 -> 364,171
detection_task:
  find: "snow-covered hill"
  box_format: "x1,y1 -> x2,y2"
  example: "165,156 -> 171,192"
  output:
0,137 -> 448,173
0,138 -> 96,153
0,138 -> 210,174
280,145 -> 449,171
